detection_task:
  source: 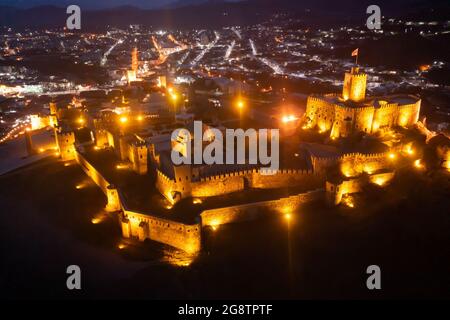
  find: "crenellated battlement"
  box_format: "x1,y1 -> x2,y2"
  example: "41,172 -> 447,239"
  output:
350,72 -> 367,80
157,169 -> 175,182
340,152 -> 388,160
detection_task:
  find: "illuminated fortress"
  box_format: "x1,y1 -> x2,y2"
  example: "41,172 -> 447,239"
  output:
304,67 -> 421,138
24,66 -> 432,259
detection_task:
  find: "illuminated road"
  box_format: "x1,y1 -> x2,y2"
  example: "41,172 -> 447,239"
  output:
249,39 -> 257,56
101,38 -> 123,66
231,27 -> 242,40
249,38 -> 284,74
224,40 -> 235,60
176,51 -> 190,70
191,31 -> 220,66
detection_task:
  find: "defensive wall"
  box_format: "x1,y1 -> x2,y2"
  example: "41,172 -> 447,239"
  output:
74,149 -> 326,253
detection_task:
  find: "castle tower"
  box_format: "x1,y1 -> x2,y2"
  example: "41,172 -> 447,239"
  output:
130,142 -> 148,175
106,185 -> 121,212
49,102 -> 58,127
342,67 -> 367,102
54,127 -> 76,161
49,102 -> 57,115
173,164 -> 193,201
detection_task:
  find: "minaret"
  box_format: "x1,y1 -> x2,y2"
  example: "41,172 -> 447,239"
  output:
342,67 -> 367,102
131,47 -> 138,73
127,48 -> 138,84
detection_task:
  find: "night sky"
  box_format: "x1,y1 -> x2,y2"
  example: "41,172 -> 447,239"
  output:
0,0 -> 206,9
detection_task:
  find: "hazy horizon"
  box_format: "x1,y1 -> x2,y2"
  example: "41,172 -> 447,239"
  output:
0,0 -> 197,9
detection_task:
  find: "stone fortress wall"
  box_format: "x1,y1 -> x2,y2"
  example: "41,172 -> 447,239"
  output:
156,166 -> 323,204
75,147 -> 329,254
200,189 -> 324,227
306,96 -> 421,138
326,171 -> 395,206
75,148 -> 201,253
304,67 -> 421,138
94,128 -> 148,175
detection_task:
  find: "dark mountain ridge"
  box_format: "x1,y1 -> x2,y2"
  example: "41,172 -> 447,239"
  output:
0,0 -> 448,30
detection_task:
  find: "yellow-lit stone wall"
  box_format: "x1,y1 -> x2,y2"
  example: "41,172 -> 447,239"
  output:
326,171 -> 395,205
106,131 -> 115,149
372,103 -> 398,133
191,175 -> 244,197
397,101 -> 421,127
74,150 -> 120,211
311,152 -> 390,177
201,189 -> 324,227
305,96 -> 336,132
156,170 -> 177,203
339,152 -> 390,177
250,168 -> 321,189
354,106 -> 375,133
368,172 -> 395,187
121,209 -> 201,254
436,145 -> 450,170
157,167 -> 323,203
75,151 -> 200,253
330,106 -> 352,138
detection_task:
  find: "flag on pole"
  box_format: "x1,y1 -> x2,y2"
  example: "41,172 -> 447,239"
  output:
351,48 -> 359,57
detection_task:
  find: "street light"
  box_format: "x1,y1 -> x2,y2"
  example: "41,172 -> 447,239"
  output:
171,93 -> 178,114
119,116 -> 128,124
236,98 -> 244,110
